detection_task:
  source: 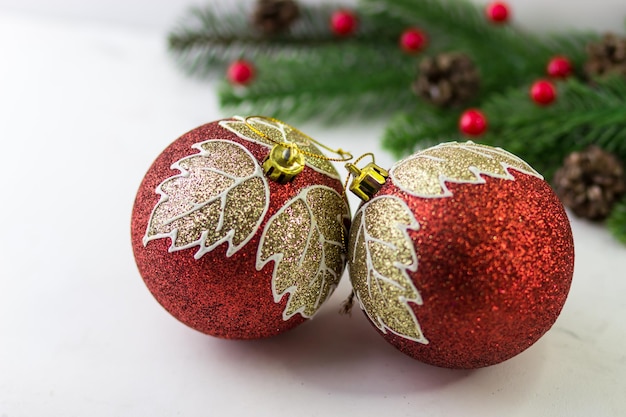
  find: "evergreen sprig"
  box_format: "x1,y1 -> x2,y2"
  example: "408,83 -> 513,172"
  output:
213,0 -> 594,121
168,2 -> 397,77
384,77 -> 626,175
482,77 -> 626,178
170,0 -> 594,120
220,42 -> 417,121
607,195 -> 626,244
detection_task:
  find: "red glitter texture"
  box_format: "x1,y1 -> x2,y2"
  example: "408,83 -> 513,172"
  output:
371,170 -> 574,368
131,119 -> 347,339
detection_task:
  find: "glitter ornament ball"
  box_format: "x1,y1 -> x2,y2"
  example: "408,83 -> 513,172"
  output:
131,117 -> 350,339
348,142 -> 574,368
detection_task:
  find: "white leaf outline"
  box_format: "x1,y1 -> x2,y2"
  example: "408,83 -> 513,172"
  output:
351,195 -> 428,344
143,139 -> 270,259
390,141 -> 543,198
256,185 -> 349,320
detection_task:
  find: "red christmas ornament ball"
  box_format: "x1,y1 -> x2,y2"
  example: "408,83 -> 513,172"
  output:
485,1 -> 510,23
459,109 -> 488,136
547,56 -> 573,78
227,60 -> 255,85
131,117 -> 349,339
330,9 -> 358,36
530,79 -> 557,105
348,142 -> 574,368
400,28 -> 428,53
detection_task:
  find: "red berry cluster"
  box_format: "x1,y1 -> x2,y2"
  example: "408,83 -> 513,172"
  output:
459,54 -> 573,136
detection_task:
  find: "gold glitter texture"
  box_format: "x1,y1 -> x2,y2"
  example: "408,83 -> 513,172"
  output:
348,195 -> 428,343
391,141 -> 542,198
220,116 -> 341,180
257,186 -> 349,319
144,140 -> 269,258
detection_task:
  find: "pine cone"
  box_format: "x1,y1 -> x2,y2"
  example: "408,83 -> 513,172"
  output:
413,53 -> 480,107
252,0 -> 300,35
552,146 -> 626,220
584,33 -> 626,78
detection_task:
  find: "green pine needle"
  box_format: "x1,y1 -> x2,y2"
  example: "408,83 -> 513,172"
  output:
384,77 -> 626,180
220,43 -> 417,122
607,195 -> 626,244
360,0 -> 596,96
480,77 -> 626,179
382,107 -> 459,157
168,2 -> 398,77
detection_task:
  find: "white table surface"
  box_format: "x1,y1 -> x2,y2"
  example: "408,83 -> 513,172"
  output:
1,6 -> 625,417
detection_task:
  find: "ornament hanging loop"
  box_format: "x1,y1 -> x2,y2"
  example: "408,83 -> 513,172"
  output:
345,153 -> 389,202
244,115 -> 353,162
263,143 -> 305,184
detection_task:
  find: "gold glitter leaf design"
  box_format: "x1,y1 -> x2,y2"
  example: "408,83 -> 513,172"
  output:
391,141 -> 543,198
257,186 -> 349,319
144,140 -> 269,259
349,195 -> 428,343
220,116 -> 340,180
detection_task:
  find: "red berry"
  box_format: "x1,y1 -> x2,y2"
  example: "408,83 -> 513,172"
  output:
485,2 -> 510,23
227,60 -> 255,85
331,10 -> 358,36
547,56 -> 573,78
530,80 -> 557,105
400,28 -> 428,53
459,109 -> 488,136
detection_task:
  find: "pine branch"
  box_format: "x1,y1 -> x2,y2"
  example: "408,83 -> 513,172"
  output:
384,77 -> 626,179
607,195 -> 626,244
172,0 -> 596,125
219,43 -> 417,122
360,0 -> 596,97
216,0 -> 595,126
360,0 -> 517,43
168,2 -> 398,77
480,77 -> 626,178
382,108 -> 459,157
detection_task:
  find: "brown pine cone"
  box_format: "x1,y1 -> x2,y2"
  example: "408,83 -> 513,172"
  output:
584,33 -> 626,78
252,0 -> 300,35
552,146 -> 626,220
413,52 -> 480,107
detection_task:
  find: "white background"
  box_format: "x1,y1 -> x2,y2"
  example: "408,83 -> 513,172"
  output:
2,0 -> 626,33
1,1 -> 625,416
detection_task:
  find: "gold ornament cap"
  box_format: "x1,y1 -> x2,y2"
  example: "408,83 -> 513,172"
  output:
263,143 -> 306,184
243,116 -> 353,184
346,155 -> 389,202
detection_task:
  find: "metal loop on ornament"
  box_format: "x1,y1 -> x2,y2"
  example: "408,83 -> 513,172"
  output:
244,116 -> 353,162
343,152 -> 377,192
344,152 -> 389,202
